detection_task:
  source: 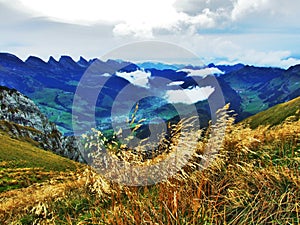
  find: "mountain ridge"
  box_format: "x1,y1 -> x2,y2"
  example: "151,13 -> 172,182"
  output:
0,52 -> 299,135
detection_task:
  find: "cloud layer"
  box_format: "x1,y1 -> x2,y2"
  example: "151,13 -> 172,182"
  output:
115,69 -> 215,104
165,86 -> 215,104
116,70 -> 151,88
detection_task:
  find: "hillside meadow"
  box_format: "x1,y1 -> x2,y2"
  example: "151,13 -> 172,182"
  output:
0,103 -> 299,224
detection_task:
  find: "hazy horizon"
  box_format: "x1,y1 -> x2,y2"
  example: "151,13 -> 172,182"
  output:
1,51 -> 299,70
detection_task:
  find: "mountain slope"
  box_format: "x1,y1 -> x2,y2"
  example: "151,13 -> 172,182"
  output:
242,96 -> 300,129
0,86 -> 83,161
0,86 -> 84,192
0,129 -> 81,192
0,130 -> 79,171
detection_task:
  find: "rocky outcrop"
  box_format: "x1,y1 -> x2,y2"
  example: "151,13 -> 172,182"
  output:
0,86 -> 83,162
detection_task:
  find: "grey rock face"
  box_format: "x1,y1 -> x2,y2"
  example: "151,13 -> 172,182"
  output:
0,86 -> 84,162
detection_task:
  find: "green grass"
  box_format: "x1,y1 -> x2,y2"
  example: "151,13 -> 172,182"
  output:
28,88 -> 67,110
28,88 -> 73,133
240,90 -> 268,114
0,130 -> 81,192
242,96 -> 300,129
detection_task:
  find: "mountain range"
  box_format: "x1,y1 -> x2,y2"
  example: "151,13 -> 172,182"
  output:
0,53 -> 299,136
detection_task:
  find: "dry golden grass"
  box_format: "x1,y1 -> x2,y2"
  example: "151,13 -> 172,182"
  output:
0,105 -> 299,224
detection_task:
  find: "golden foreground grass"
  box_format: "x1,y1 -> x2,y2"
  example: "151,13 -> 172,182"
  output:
0,107 -> 299,224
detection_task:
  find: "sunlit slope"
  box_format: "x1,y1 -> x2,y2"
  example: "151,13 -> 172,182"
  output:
0,128 -> 81,192
242,96 -> 300,129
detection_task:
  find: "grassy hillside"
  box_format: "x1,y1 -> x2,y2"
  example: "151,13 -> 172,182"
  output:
0,129 -> 82,192
242,96 -> 300,128
0,104 -> 298,224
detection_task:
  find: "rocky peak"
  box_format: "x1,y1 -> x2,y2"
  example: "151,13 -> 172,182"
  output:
0,86 -> 83,162
0,86 -> 47,130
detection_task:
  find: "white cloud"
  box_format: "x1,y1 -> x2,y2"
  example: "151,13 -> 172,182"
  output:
165,86 -> 215,104
174,0 -> 233,15
239,50 -> 290,65
172,0 -> 300,34
3,0 -> 300,35
113,23 -> 154,38
167,81 -> 185,86
0,0 -> 300,68
231,0 -> 269,21
178,68 -> 224,78
168,34 -> 300,69
9,0 -> 238,38
16,0 -> 181,38
231,0 -> 300,22
18,0 -> 299,32
229,0 -> 300,31
214,46 -> 300,69
116,70 -> 151,88
16,0 -> 176,24
180,9 -> 216,29
101,73 -> 111,77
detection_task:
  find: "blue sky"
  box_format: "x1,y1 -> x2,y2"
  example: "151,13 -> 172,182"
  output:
1,0 -> 300,68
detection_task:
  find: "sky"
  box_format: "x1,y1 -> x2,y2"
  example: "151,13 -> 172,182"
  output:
1,0 -> 300,68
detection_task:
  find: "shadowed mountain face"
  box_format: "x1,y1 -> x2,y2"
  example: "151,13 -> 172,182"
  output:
0,53 -> 299,135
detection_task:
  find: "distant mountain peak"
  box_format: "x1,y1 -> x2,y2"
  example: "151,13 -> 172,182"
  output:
25,56 -> 47,66
0,52 -> 24,64
78,56 -> 89,67
48,56 -> 59,64
287,64 -> 300,73
59,55 -> 75,62
58,55 -> 81,70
